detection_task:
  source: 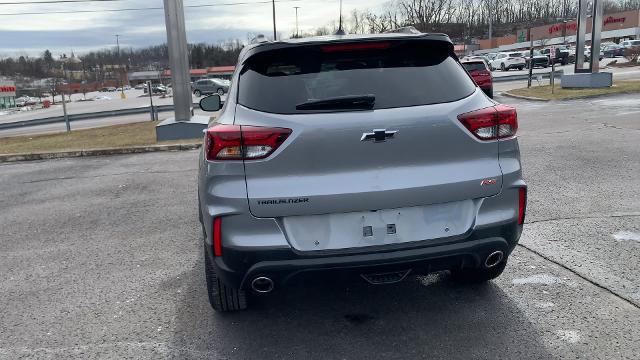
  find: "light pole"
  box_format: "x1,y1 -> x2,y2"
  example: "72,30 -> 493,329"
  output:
115,34 -> 126,99
294,6 -> 300,38
272,0 -> 277,40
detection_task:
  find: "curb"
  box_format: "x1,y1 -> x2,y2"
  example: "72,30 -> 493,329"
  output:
0,143 -> 201,163
501,92 -> 550,101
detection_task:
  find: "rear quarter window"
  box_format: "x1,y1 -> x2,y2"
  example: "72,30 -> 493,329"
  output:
238,40 -> 476,114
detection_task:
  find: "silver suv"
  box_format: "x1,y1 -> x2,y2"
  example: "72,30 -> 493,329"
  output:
192,78 -> 229,97
197,33 -> 526,311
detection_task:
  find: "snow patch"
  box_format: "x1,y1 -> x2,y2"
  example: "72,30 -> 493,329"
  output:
612,231 -> 640,242
556,330 -> 580,343
512,274 -> 562,285
535,302 -> 555,308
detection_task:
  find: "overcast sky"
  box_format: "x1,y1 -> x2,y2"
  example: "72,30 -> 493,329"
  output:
0,0 -> 386,57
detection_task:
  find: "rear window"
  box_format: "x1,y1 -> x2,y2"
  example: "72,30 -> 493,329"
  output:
508,53 -> 522,57
238,40 -> 476,114
462,62 -> 486,72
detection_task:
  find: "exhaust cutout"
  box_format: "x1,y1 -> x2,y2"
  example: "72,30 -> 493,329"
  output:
251,277 -> 274,293
484,251 -> 504,268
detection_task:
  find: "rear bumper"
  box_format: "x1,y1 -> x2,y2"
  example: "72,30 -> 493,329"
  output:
207,221 -> 522,290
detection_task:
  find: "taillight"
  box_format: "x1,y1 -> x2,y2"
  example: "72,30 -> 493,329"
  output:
518,187 -> 527,225
213,217 -> 222,256
457,105 -> 518,140
204,124 -> 291,161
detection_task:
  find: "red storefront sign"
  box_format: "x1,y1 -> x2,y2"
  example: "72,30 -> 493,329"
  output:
548,16 -> 626,34
604,16 -> 626,26
0,86 -> 16,93
548,23 -> 577,34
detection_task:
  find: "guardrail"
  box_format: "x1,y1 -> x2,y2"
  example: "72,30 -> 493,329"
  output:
493,70 -> 564,83
0,104 -> 179,131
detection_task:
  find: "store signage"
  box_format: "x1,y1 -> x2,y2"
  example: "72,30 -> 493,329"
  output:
603,16 -> 625,26
0,85 -> 16,93
549,16 -> 626,34
548,23 -> 577,34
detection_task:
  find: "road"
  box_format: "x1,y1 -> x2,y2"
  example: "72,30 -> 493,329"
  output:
0,94 -> 639,359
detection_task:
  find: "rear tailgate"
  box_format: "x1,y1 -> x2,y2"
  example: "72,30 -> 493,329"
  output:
237,97 -> 501,218
234,38 -> 503,249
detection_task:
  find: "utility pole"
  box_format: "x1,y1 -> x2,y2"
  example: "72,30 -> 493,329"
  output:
162,0 -> 191,122
272,0 -> 277,40
294,6 -> 300,38
115,34 -> 126,99
527,28 -> 533,88
60,63 -> 70,132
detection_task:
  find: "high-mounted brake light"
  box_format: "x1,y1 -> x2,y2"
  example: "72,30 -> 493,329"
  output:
457,105 -> 518,140
321,42 -> 391,53
204,124 -> 292,161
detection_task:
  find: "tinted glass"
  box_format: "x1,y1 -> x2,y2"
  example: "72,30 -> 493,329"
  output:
238,40 -> 476,114
462,62 -> 486,72
508,53 -> 522,57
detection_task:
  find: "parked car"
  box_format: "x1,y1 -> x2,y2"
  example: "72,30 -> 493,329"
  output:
461,55 -> 490,63
515,50 -> 549,68
585,46 -> 604,62
620,40 -> 640,48
540,46 -> 574,65
603,44 -> 625,58
106,87 -> 117,92
143,84 -> 168,94
192,78 -> 229,97
15,96 -> 37,107
196,33 -> 526,311
461,60 -> 493,98
490,52 -> 526,71
134,83 -> 147,90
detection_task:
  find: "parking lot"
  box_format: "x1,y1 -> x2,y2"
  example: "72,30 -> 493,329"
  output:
0,93 -> 639,358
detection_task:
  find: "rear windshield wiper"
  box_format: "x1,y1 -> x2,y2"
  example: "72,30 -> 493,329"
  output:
295,94 -> 375,111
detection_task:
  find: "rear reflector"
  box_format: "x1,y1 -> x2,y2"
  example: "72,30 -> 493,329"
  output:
457,105 -> 518,140
213,217 -> 222,256
321,42 -> 391,53
518,187 -> 527,225
205,124 -> 291,161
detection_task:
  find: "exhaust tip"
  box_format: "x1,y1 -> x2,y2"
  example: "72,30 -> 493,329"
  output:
484,251 -> 504,268
251,276 -> 274,293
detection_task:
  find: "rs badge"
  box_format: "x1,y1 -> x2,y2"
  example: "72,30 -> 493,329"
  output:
480,178 -> 497,186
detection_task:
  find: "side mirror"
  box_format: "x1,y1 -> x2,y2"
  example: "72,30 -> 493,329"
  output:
200,94 -> 222,112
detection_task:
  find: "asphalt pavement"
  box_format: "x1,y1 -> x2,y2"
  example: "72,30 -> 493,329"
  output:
0,93 -> 639,359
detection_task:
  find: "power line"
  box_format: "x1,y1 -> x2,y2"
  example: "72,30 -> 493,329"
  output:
0,0 -> 303,15
0,0 -> 125,4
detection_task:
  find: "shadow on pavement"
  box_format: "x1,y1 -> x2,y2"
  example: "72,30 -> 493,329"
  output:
169,254 -> 553,360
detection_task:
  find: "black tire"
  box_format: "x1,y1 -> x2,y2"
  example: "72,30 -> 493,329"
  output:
216,88 -> 224,96
194,89 -> 201,97
450,260 -> 507,283
518,66 -> 524,71
203,241 -> 248,312
500,63 -> 506,71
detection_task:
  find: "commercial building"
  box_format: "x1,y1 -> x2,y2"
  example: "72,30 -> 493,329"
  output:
0,81 -> 17,109
476,9 -> 640,53
162,66 -> 236,82
128,71 -> 162,86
